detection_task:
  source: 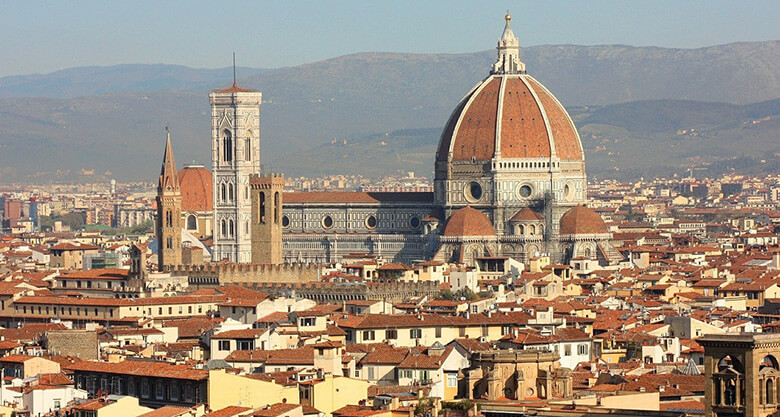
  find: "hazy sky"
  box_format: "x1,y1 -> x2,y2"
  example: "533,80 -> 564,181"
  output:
1,0 -> 779,77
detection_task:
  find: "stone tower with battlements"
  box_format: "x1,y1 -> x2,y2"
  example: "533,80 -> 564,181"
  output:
156,129 -> 183,270
250,174 -> 284,265
209,77 -> 262,263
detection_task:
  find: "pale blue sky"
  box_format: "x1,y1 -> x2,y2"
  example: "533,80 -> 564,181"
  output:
1,0 -> 778,77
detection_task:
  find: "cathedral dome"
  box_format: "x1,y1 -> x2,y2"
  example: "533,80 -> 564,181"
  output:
435,14 -> 583,165
442,206 -> 495,237
178,165 -> 213,212
560,205 -> 608,235
435,73 -> 582,164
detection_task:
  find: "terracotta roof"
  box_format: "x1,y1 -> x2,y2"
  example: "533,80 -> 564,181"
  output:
137,406 -> 193,417
225,347 -> 315,366
66,359 -> 207,381
250,403 -> 301,417
284,191 -> 433,204
215,83 -> 257,93
397,347 -> 453,369
58,268 -> 129,280
0,354 -> 39,363
442,206 -> 495,237
15,294 -> 226,307
359,346 -> 409,365
509,207 -> 544,222
203,406 -> 253,417
178,165 -> 213,212
160,317 -> 223,339
49,242 -> 98,251
560,205 -> 608,235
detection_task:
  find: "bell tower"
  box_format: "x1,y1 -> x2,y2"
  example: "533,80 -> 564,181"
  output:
250,174 -> 284,265
156,128 -> 182,270
209,57 -> 262,263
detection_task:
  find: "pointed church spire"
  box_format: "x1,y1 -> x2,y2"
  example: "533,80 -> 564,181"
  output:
491,11 -> 526,75
232,51 -> 237,87
159,126 -> 179,193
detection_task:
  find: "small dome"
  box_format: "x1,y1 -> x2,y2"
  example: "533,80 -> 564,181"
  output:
178,165 -> 213,212
443,206 -> 495,237
560,205 -> 608,235
509,207 -> 544,222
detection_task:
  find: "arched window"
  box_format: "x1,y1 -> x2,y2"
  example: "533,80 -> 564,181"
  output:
767,379 -> 774,405
245,138 -> 251,161
518,224 -> 524,235
221,220 -> 227,237
165,210 -> 172,228
221,183 -> 226,202
274,192 -> 280,224
259,193 -> 266,223
166,236 -> 172,249
245,221 -> 249,235
222,130 -> 233,162
529,224 -> 536,235
186,215 -> 197,230
228,184 -> 234,202
229,220 -> 234,237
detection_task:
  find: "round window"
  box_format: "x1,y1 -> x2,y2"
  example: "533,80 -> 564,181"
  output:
321,215 -> 334,229
282,215 -> 290,228
465,181 -> 483,202
564,182 -> 575,201
409,216 -> 421,229
518,184 -> 533,199
365,215 -> 377,229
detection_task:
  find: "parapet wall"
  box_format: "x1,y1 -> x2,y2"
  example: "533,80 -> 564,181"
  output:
165,262 -> 320,288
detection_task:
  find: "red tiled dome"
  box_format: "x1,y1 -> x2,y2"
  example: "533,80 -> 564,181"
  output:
178,166 -> 212,212
560,205 -> 608,235
436,74 -> 583,164
443,206 -> 495,237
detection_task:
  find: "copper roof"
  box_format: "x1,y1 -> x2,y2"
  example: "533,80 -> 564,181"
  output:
560,205 -> 609,235
178,166 -> 213,212
442,206 -> 495,237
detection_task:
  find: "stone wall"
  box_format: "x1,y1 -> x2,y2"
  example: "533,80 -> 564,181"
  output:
45,330 -> 99,360
249,280 -> 440,303
166,263 -> 320,289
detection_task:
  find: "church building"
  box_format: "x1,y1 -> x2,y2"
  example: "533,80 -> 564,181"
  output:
161,13 -> 620,268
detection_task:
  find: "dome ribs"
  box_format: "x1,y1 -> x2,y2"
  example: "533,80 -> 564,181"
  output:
526,77 -> 583,161
501,77 -> 551,159
451,77 -> 500,162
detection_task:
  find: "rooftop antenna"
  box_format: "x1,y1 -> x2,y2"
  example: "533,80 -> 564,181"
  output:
232,52 -> 237,86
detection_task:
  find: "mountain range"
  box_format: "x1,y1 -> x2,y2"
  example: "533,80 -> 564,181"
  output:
1,41 -> 780,182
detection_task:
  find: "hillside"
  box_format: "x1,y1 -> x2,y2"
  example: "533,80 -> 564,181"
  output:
275,99 -> 780,180
0,65 -> 272,99
1,41 -> 780,181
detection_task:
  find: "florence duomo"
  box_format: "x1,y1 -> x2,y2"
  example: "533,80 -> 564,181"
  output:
156,12 -> 622,270
3,3 -> 780,416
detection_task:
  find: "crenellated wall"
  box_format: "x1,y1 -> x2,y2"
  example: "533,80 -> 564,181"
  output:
164,263 -> 320,289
